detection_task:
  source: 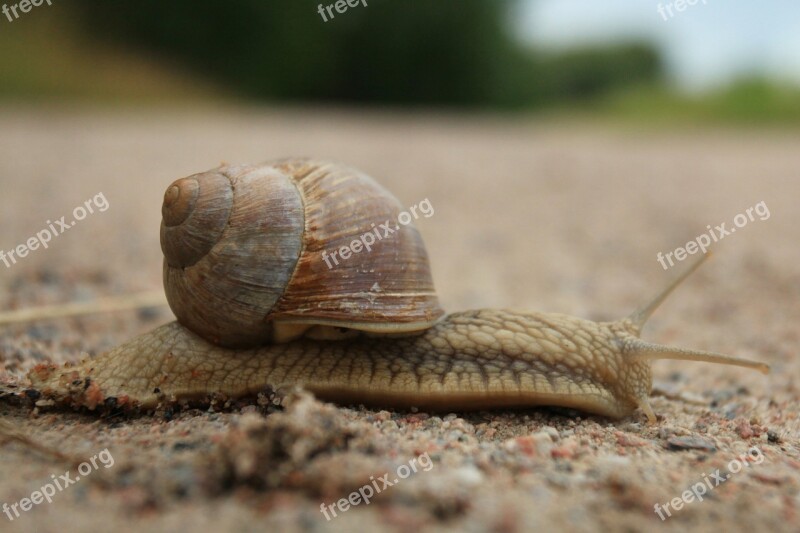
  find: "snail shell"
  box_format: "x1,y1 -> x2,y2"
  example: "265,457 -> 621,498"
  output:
160,158 -> 443,347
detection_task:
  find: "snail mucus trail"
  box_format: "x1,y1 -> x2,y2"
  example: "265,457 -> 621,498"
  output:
22,159 -> 769,422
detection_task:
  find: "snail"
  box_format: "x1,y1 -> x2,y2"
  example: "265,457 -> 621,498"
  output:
26,158 -> 769,423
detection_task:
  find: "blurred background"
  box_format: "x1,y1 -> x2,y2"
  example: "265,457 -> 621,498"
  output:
2,5 -> 798,530
0,0 -> 796,320
1,0 -> 798,124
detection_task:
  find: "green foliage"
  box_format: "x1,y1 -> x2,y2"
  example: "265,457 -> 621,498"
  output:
594,79 -> 800,127
73,0 -> 515,106
536,44 -> 663,102
72,0 -> 661,109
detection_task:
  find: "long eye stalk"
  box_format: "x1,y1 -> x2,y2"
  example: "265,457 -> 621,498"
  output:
624,251 -> 769,374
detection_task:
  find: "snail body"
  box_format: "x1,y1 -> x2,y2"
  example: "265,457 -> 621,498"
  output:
27,159 -> 769,422
29,310 -> 652,419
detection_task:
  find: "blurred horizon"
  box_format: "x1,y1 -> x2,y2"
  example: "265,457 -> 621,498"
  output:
0,0 -> 798,127
520,0 -> 800,92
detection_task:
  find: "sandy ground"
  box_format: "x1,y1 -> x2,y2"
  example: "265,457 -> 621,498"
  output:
0,105 -> 798,532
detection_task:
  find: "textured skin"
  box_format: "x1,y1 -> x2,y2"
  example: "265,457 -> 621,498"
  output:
27,309 -> 653,420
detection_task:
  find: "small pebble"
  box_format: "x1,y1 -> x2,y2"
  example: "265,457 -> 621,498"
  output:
666,436 -> 717,452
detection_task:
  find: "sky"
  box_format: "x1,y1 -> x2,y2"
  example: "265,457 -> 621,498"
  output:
516,0 -> 800,92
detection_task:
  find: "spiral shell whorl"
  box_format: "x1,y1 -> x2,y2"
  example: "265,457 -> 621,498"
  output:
162,165 -> 305,347
160,172 -> 233,268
